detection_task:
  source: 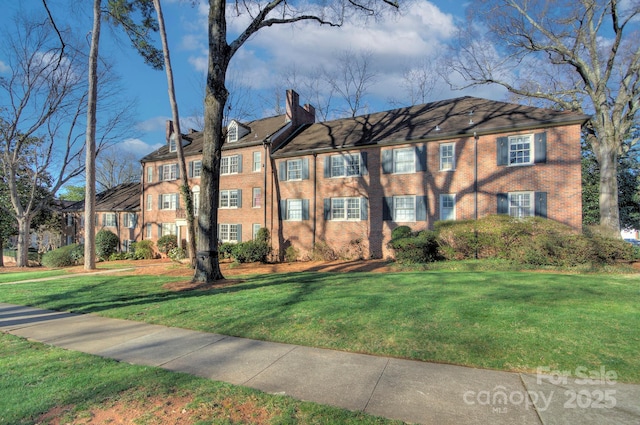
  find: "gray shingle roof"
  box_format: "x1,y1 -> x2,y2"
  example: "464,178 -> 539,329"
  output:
65,182 -> 140,212
271,96 -> 590,157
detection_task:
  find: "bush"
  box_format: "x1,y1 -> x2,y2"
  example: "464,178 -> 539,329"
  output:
232,240 -> 270,263
168,246 -> 186,261
219,242 -> 235,259
157,234 -> 178,255
285,245 -> 299,263
311,241 -> 338,261
391,225 -> 413,240
108,252 -> 128,261
388,229 -> 440,263
95,229 -> 120,261
41,244 -> 83,268
130,240 -> 155,260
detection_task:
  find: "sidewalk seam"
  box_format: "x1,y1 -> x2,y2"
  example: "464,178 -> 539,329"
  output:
363,357 -> 390,413
156,335 -> 231,367
241,344 -> 299,385
519,373 -> 545,425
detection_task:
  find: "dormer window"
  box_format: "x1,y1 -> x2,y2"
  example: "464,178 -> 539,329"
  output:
226,120 -> 250,143
169,138 -> 177,152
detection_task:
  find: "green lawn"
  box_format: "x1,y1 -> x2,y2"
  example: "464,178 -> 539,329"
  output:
0,333 -> 402,425
0,269 -> 68,283
0,267 -> 638,383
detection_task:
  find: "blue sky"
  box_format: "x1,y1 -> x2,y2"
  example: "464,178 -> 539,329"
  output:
0,0 -> 506,160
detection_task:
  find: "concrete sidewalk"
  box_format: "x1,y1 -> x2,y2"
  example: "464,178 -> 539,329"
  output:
1,302 -> 638,424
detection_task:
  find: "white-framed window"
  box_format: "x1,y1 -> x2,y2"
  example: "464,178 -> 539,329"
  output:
509,192 -> 533,218
221,155 -> 240,175
287,159 -> 302,180
219,223 -> 240,243
160,223 -> 177,236
287,199 -> 303,220
252,224 -> 261,240
227,122 -> 238,143
330,154 -> 361,177
330,197 -> 362,220
440,143 -> 455,171
192,186 -> 200,217
123,213 -> 136,228
253,151 -> 261,172
146,223 -> 152,239
191,160 -> 202,178
146,166 -> 153,183
439,194 -> 456,221
394,148 -> 415,174
220,189 -> 240,208
252,187 -> 262,208
160,193 -> 178,210
123,240 -> 134,252
509,134 -> 533,165
394,196 -> 416,222
161,163 -> 178,181
146,194 -> 152,211
103,213 -> 117,227
169,138 -> 177,152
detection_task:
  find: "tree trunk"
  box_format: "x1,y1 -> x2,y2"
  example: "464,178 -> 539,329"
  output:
597,145 -> 621,237
16,215 -> 31,267
0,238 -> 4,267
194,0 -> 229,283
153,0 -> 197,268
84,0 -> 101,270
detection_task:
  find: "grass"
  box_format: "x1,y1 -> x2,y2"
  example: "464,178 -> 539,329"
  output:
0,266 -> 638,384
0,333 -> 402,425
0,269 -> 69,283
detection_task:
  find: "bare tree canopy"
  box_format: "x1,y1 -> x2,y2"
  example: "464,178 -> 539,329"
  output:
448,0 -> 640,236
196,0 -> 400,282
96,146 -> 141,191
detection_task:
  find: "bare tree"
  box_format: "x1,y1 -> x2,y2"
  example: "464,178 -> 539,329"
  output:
326,49 -> 379,117
448,0 -> 640,236
389,57 -> 444,107
196,0 -> 399,283
0,14 -> 87,267
96,146 -> 140,191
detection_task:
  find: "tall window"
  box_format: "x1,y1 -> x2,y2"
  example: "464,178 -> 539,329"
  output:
287,159 -> 302,180
252,224 -> 261,240
146,194 -> 152,211
253,151 -> 261,172
227,123 -> 238,143
439,194 -> 456,220
146,166 -> 153,183
287,199 -> 303,220
123,213 -> 136,228
192,186 -> 200,216
160,194 -> 178,210
220,189 -> 240,208
191,160 -> 202,178
252,188 -> 262,208
221,155 -> 240,175
394,148 -> 415,173
440,143 -> 455,171
394,196 -> 416,221
509,134 -> 532,165
146,223 -> 152,239
160,223 -> 176,236
509,192 -> 533,218
161,164 -> 178,181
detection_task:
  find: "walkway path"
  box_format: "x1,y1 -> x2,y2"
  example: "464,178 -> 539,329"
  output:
1,302 -> 638,424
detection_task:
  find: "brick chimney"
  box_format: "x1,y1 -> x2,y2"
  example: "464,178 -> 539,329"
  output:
286,90 -> 315,127
165,120 -> 174,144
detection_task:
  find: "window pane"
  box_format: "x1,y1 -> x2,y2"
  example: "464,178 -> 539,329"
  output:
346,155 -> 360,176
193,161 -> 202,177
220,191 -> 229,207
229,156 -> 239,173
395,196 -> 415,221
509,193 -> 532,217
394,149 -> 414,173
253,152 -> 261,172
229,190 -> 238,207
509,135 -> 532,165
440,195 -> 455,220
288,199 -> 302,220
331,156 -> 345,177
288,160 -> 302,180
221,157 -> 229,174
347,198 -> 360,219
440,144 -> 454,170
331,198 -> 345,219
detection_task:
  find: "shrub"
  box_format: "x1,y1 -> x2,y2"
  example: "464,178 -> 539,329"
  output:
312,241 -> 338,261
219,242 -> 235,259
95,229 -> 120,261
391,225 -> 413,240
168,246 -> 187,261
232,240 -> 270,263
157,234 -> 178,255
130,240 -> 155,260
41,244 -> 83,268
108,252 -> 128,261
285,245 -> 299,263
388,229 -> 440,263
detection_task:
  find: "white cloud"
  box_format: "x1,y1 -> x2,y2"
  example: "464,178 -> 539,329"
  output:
119,138 -> 163,158
0,60 -> 9,73
137,116 -> 170,133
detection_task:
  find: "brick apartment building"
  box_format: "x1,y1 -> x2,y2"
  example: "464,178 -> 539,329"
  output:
137,90 -> 588,260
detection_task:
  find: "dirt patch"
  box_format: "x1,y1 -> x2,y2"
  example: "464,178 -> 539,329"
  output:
36,394 -> 276,425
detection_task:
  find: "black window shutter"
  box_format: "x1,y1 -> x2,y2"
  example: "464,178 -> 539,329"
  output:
324,157 -> 331,178
158,165 -> 164,180
497,193 -> 509,214
175,164 -> 180,179
415,145 -> 427,172
382,150 -> 393,174
360,197 -> 369,220
237,154 -> 243,173
175,193 -> 180,209
236,224 -> 242,242
302,158 -> 309,180
535,192 -> 547,218
534,132 -> 547,163
302,199 -> 310,220
416,196 -> 427,221
383,197 -> 393,221
323,198 -> 331,220
279,199 -> 287,220
158,194 -> 162,209
237,189 -> 242,208
360,152 -> 368,175
279,162 -> 287,181
188,161 -> 193,178
497,137 -> 509,166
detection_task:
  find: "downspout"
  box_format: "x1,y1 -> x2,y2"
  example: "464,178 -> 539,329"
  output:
312,152 -> 317,249
263,137 -> 270,228
474,132 -> 479,259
